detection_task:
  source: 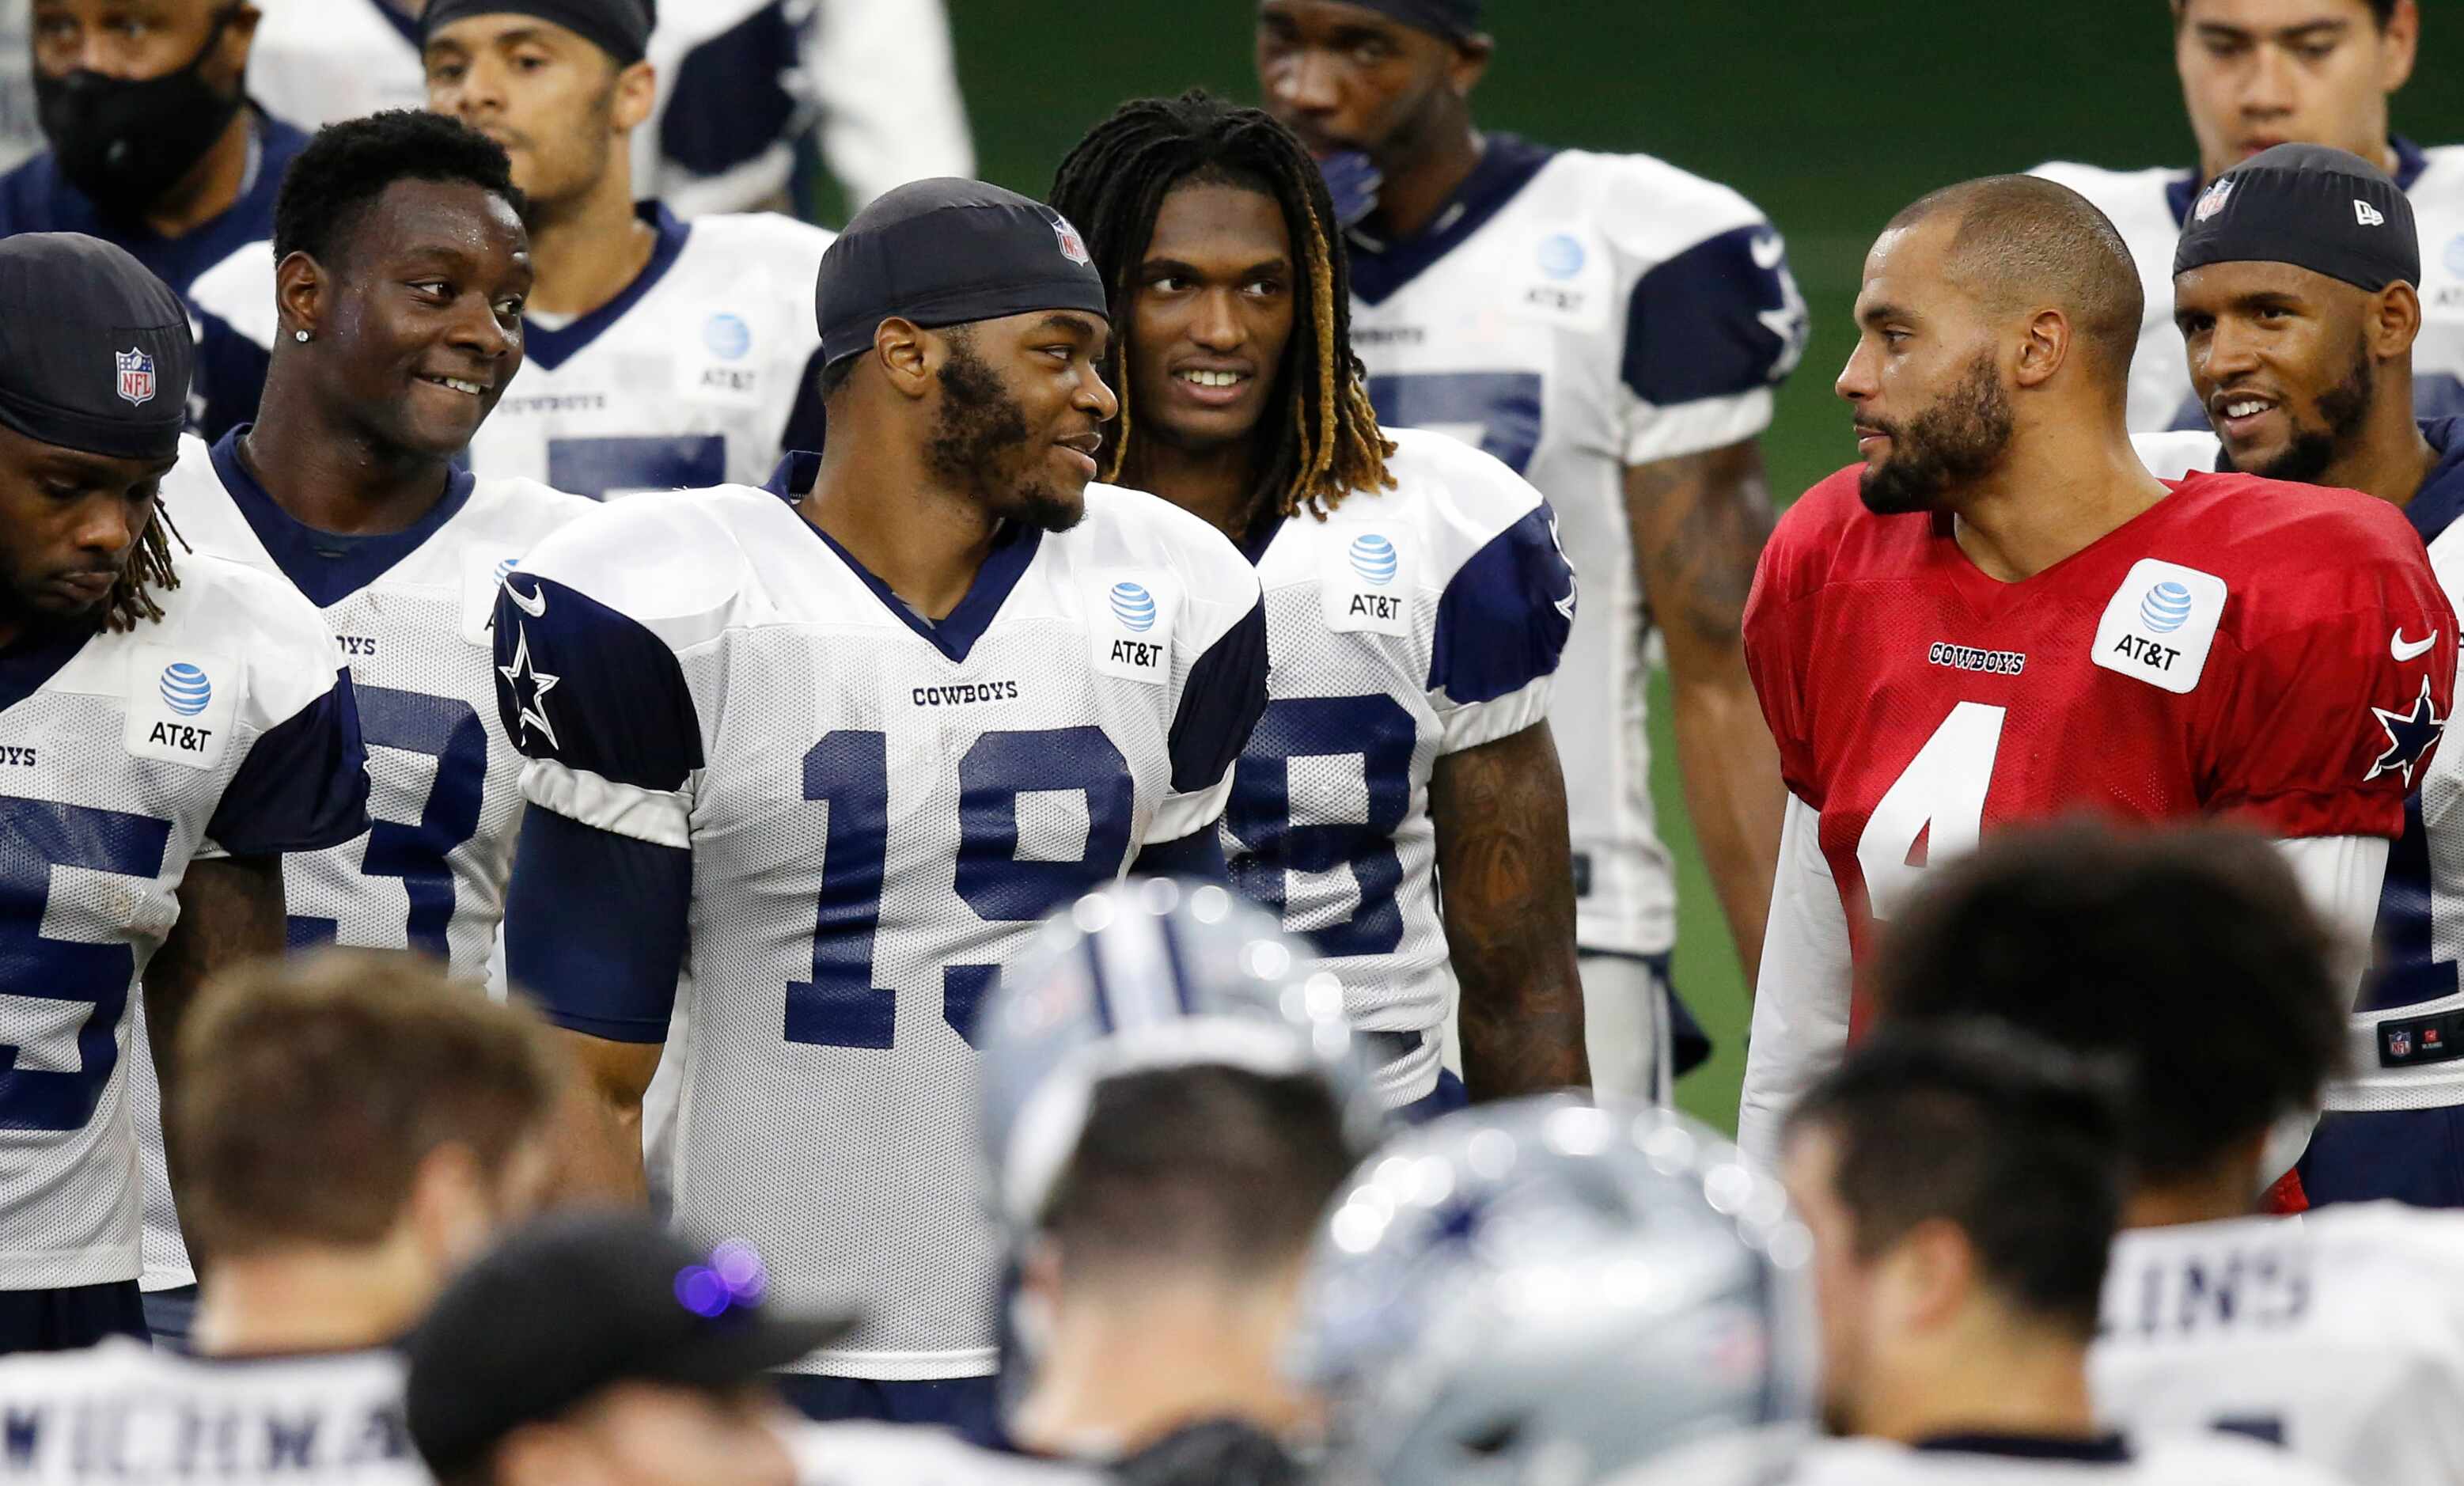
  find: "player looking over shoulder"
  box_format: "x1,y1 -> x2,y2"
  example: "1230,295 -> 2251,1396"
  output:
0,950 -> 564,1485
493,179 -> 1268,1429
190,0 -> 835,500
1734,172 -> 2457,1168
1048,92 -> 1582,1111
2034,0 -> 2463,432
0,233 -> 366,1355
1255,0 -> 1809,1101
2132,144 -> 2464,1207
1875,822 -> 2464,1485
131,110 -> 593,1343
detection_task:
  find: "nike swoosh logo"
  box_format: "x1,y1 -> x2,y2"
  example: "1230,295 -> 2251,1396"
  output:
1750,231 -> 1787,271
503,578 -> 548,618
2394,628 -> 2438,661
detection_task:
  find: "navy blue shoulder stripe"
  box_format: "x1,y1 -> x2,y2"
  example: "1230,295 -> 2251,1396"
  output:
1428,504 -> 1575,706
207,669 -> 371,855
1166,598 -> 1269,794
492,574 -> 704,790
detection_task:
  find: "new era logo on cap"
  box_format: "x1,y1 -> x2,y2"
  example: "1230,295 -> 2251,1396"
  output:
2356,199 -> 2387,228
2194,178 -> 2234,222
115,347 -> 155,408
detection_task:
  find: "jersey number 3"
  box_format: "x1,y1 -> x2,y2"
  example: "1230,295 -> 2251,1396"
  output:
1858,702 -> 2006,921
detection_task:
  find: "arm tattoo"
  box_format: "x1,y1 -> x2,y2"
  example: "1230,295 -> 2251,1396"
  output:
1432,721 -> 1588,1099
1627,441 -> 1776,651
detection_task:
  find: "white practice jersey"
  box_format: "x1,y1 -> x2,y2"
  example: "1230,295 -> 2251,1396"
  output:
495,471 -> 1267,1378
189,208 -> 832,498
2035,139 -> 2464,434
128,433 -> 591,1291
786,1423 -> 1097,1486
1224,426 -> 1574,1105
1611,1430 -> 2354,1486
1346,136 -> 1807,956
0,1338 -> 421,1484
241,0 -> 972,217
0,554 -> 363,1288
2092,1204 -> 2464,1484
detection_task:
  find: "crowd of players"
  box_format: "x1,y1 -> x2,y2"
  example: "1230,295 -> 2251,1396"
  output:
0,0 -> 2456,1481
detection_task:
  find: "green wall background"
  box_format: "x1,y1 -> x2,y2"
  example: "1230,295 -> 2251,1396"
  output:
936,2 -> 2464,1130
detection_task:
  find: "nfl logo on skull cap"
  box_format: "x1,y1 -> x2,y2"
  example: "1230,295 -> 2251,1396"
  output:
1050,211 -> 1092,267
115,347 -> 156,408
2193,178 -> 2234,223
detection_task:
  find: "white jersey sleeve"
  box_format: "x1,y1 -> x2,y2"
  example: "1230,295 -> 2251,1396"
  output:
1610,1431 -> 2353,1486
786,1423 -> 1097,1486
0,1338 -> 422,1483
1736,790 -> 1852,1170
2094,1204 -> 2464,1485
803,0 -> 975,210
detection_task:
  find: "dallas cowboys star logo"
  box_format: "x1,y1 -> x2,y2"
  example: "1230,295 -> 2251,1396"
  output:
2365,674 -> 2446,788
498,622 -> 560,750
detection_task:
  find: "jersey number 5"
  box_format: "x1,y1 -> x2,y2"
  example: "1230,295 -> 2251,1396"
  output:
1857,701 -> 2006,921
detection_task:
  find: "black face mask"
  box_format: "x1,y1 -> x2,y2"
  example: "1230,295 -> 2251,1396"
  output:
34,8 -> 246,224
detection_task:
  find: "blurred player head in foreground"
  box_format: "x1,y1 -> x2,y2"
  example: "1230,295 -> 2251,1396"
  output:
1838,175 -> 2145,518
421,0 -> 654,223
2172,0 -> 2418,188
173,949 -> 565,1355
1254,0 -> 1491,230
28,0 -> 263,225
976,878 -> 1377,1477
263,111 -> 530,463
1876,821 -> 2346,1226
0,232 -> 190,637
2171,143 -> 2430,487
407,1213 -> 840,1486
808,177 -> 1117,533
1780,1023 -> 2128,1442
1291,1096 -> 1816,1484
1048,91 -> 1393,543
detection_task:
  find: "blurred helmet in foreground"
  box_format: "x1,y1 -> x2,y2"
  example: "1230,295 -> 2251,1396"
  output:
1290,1096 -> 1817,1486
974,876 -> 1384,1234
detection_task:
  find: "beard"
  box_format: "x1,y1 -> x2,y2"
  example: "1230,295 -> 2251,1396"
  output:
926,335 -> 1084,534
2215,336 -> 2375,486
1857,352 -> 2015,516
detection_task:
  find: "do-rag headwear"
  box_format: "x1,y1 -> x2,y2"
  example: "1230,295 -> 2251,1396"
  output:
420,0 -> 654,66
2174,142 -> 2419,294
814,177 -> 1110,370
0,233 -> 192,462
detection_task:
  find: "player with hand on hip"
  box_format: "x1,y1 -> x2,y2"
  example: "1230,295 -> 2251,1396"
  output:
1255,0 -> 1808,1102
1735,173 -> 2455,1171
1048,93 -> 1582,1114
0,232 -> 367,1355
493,178 -> 1269,1431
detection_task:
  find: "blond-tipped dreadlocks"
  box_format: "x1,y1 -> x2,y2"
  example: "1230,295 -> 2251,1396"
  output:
1049,90 -> 1392,530
105,506 -> 180,632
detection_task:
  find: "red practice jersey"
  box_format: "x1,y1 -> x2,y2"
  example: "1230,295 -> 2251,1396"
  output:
1745,464 -> 2459,988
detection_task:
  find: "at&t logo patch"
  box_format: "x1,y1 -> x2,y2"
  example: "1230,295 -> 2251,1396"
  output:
2092,559 -> 2227,695
126,646 -> 237,769
1110,582 -> 1156,632
1321,524 -> 1412,636
158,662 -> 210,715
1090,573 -> 1174,684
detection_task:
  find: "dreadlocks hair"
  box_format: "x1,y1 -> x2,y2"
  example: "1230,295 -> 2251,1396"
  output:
1049,90 -> 1391,527
108,502 -> 184,632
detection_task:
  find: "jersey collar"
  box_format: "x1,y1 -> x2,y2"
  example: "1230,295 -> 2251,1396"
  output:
1346,134 -> 1558,306
768,456 -> 1044,665
2401,417 -> 2464,544
1913,1433 -> 2131,1464
2167,135 -> 2430,227
521,203 -> 693,372
209,425 -> 477,608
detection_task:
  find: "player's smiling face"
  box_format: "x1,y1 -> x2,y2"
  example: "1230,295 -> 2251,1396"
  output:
298,176 -> 531,457
2174,0 -> 2417,183
2175,258 -> 2389,481
924,310 -> 1118,533
1127,180 -> 1298,459
1837,219 -> 2017,516
0,423 -> 173,628
1255,0 -> 1484,165
423,14 -> 650,212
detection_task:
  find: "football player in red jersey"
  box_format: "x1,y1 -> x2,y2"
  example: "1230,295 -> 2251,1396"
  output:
1734,172 -> 2458,1173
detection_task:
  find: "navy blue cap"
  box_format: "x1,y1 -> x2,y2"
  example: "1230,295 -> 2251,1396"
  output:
2175,143 -> 2419,292
423,0 -> 654,65
816,177 -> 1110,369
0,233 -> 191,462
1336,0 -> 1484,40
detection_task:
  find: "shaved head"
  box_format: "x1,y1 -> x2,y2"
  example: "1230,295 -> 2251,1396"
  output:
1885,175 -> 2144,390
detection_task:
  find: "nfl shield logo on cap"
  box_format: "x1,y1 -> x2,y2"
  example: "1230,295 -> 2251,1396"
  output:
1050,211 -> 1092,267
115,347 -> 156,408
2193,178 -> 2235,222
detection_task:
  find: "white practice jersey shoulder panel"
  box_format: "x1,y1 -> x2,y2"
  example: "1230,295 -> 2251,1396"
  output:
0,1339 -> 421,1484
1223,427 -> 1569,1104
0,545 -> 348,1288
2092,1204 -> 2464,1484
509,483 -> 1260,1377
2038,147 -> 2464,433
1349,146 -> 1805,954
188,210 -> 831,499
